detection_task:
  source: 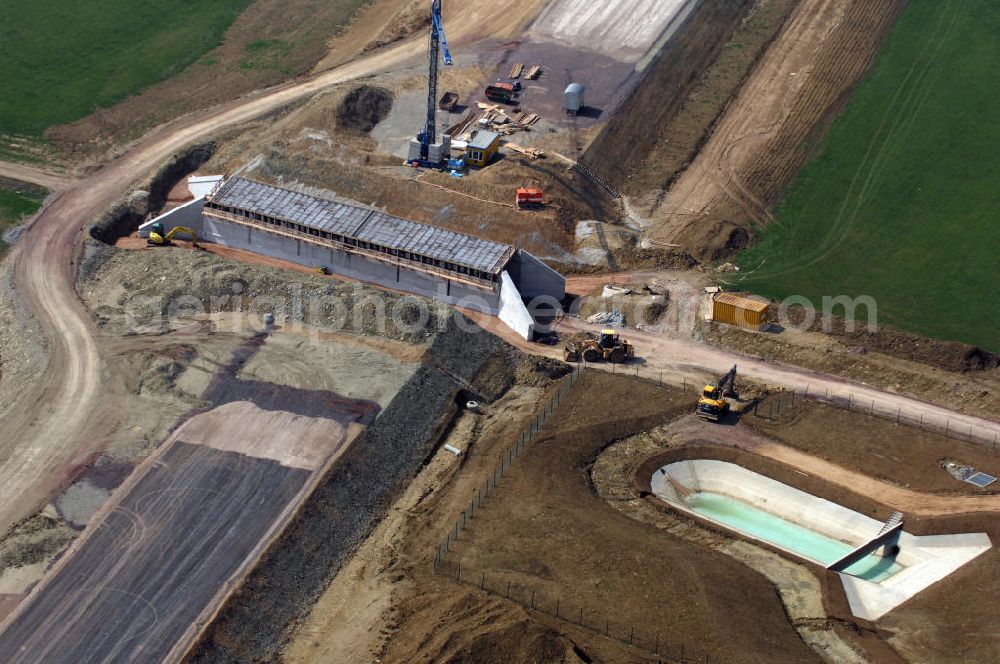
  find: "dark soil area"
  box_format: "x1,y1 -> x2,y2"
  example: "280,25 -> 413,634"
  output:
583,0 -> 755,191
201,332 -> 380,423
782,306 -> 1000,373
744,399 -> 1000,495
444,371 -> 818,664
187,316 -> 505,662
335,85 -> 393,133
635,441 -> 1000,664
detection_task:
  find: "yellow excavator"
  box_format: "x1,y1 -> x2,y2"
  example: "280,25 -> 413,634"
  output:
564,329 -> 634,363
697,365 -> 738,422
147,222 -> 198,247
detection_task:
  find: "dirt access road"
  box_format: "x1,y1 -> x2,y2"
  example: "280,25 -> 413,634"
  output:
467,303 -> 1000,448
0,162 -> 76,192
0,0 -> 553,537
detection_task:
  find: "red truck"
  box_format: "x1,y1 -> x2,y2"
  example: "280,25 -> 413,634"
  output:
515,187 -> 544,208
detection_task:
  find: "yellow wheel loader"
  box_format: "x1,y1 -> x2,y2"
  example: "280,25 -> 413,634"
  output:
564,329 -> 634,363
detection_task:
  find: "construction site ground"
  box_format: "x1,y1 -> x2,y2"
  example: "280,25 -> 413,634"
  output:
593,413 -> 1000,664
439,372 -> 817,664
0,400 -> 370,663
745,397 -> 1000,495
0,0 -> 998,661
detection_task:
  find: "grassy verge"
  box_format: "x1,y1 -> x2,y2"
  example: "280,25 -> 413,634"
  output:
0,179 -> 48,254
737,0 -> 1000,351
0,1 -> 256,137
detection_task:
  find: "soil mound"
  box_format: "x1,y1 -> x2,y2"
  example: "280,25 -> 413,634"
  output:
336,85 -> 393,133
442,621 -> 579,664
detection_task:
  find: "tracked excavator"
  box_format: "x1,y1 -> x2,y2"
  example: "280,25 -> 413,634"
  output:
697,365 -> 738,422
147,222 -> 198,247
564,329 -> 634,363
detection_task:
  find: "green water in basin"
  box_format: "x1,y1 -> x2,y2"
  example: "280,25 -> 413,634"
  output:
685,492 -> 902,582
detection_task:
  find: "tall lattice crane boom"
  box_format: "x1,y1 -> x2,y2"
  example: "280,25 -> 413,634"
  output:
421,0 -> 453,161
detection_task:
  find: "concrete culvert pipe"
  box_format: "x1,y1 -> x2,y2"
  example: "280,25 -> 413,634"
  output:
466,400 -> 480,412
263,313 -> 275,326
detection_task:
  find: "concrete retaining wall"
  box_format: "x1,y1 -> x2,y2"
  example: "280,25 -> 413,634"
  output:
149,213 -> 502,314
138,198 -> 207,237
498,271 -> 535,340
507,249 -> 566,302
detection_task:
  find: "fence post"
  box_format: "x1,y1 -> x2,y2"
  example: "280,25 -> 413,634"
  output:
457,563 -> 461,583
481,572 -> 485,589
555,599 -> 559,619
530,589 -> 535,609
507,580 -> 511,598
629,625 -> 634,645
655,633 -> 659,654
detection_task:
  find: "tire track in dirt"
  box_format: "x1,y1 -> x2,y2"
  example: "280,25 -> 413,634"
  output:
0,0 -> 552,536
646,0 -> 906,260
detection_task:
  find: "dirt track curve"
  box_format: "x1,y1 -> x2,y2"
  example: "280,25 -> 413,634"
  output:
0,0 -> 557,538
0,0 -> 995,540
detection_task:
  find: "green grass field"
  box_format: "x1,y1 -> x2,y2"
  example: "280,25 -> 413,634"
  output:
736,0 -> 1000,351
0,181 -> 47,253
0,0 -> 254,136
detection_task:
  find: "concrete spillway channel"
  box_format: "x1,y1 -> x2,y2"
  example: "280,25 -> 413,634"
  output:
651,460 -> 992,620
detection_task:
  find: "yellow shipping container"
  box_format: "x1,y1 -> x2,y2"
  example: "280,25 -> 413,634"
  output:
712,292 -> 769,331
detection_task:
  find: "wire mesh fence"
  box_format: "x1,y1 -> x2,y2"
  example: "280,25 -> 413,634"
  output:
434,364 -> 582,567
568,356 -> 1000,451
752,384 -> 1000,450
435,562 -> 713,663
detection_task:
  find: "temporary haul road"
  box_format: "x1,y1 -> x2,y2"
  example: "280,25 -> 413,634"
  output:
0,0 -> 555,536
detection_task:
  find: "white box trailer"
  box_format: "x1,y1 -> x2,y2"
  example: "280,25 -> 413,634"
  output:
563,83 -> 585,115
